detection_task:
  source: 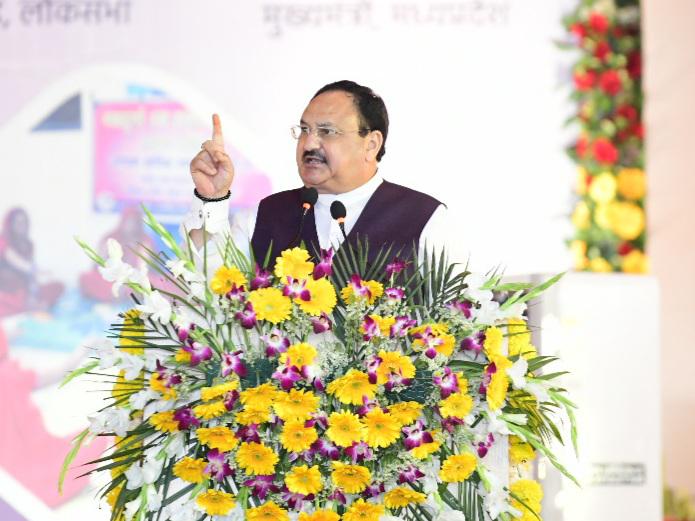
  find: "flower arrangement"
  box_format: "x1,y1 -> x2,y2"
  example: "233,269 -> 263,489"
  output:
62,208 -> 577,521
562,0 -> 648,273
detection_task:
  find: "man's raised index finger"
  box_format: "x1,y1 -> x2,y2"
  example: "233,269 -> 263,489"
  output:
212,113 -> 224,144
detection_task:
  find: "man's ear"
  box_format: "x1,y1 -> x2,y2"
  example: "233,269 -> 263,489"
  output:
365,130 -> 384,162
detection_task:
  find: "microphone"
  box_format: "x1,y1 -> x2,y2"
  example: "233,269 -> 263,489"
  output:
291,187 -> 318,247
330,200 -> 348,241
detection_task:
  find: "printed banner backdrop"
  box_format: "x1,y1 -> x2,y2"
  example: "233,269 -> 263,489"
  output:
0,1 -> 576,519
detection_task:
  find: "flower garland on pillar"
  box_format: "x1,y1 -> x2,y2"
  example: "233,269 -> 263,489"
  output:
563,0 -> 648,274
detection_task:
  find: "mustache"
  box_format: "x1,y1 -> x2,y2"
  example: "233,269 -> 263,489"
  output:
303,150 -> 326,162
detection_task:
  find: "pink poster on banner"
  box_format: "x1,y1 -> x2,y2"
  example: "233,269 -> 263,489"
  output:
93,102 -> 272,214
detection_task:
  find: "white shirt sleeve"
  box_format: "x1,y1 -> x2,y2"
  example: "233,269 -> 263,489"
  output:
179,198 -> 258,277
418,204 -> 475,273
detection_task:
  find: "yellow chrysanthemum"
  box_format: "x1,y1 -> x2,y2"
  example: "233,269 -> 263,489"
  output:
484,326 -> 504,358
387,401 -> 423,426
594,202 -> 613,230
327,369 -> 377,405
510,479 -> 543,521
247,501 -> 290,521
149,411 -> 178,433
340,280 -> 384,305
570,239 -> 589,270
571,200 -> 590,230
120,309 -> 145,354
297,277 -> 337,316
173,457 -> 207,484
342,499 -> 385,521
439,453 -> 477,482
248,287 -> 292,324
384,487 -> 427,508
487,355 -> 513,411
194,400 -> 227,420
510,436 -> 536,466
106,484 -> 123,509
175,348 -> 192,364
326,411 -> 366,447
201,380 -> 239,401
331,462 -> 372,494
411,439 -> 442,460
609,201 -> 645,240
240,383 -> 280,410
299,511 -> 341,521
210,265 -> 248,294
273,388 -> 320,421
622,249 -> 650,274
439,392 -> 474,419
589,256 -> 613,273
149,372 -> 177,401
617,167 -> 646,200
589,171 -> 617,204
281,421 -> 319,453
285,464 -> 323,495
236,442 -> 279,475
576,166 -> 588,196
410,322 -> 449,337
507,319 -> 535,359
274,247 -> 314,281
235,407 -> 271,425
376,349 -> 417,383
196,489 -> 236,516
197,426 -> 239,452
363,409 -> 400,448
280,342 -> 318,368
112,370 -> 140,402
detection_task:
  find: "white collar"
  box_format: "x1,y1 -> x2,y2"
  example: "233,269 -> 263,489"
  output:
315,173 -> 383,208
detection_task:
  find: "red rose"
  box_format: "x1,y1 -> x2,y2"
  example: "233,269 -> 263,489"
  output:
628,50 -> 642,78
617,104 -> 638,122
588,12 -> 609,34
592,138 -> 619,164
617,242 -> 634,256
576,136 -> 589,158
570,22 -> 587,40
632,123 -> 644,139
594,41 -> 611,61
599,70 -> 622,95
574,70 -> 597,91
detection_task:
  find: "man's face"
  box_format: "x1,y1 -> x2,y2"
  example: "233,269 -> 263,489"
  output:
296,90 -> 374,194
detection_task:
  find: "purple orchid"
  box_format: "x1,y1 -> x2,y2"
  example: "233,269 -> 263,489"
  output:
236,424 -> 261,443
313,248 -> 334,279
306,412 -> 328,430
312,376 -> 325,392
479,362 -> 497,395
250,265 -> 272,290
386,257 -> 409,278
434,367 -> 460,398
243,475 -> 280,501
310,312 -> 332,334
356,396 -> 381,417
361,315 -> 380,342
441,416 -> 465,433
312,439 -> 340,460
221,350 -> 248,378
272,363 -> 303,390
384,371 -> 412,393
282,488 -> 313,510
344,441 -> 373,463
384,287 -> 405,304
402,420 -> 434,450
413,326 -> 444,359
347,274 -> 372,300
234,302 -> 257,329
366,354 -> 382,384
223,389 -> 240,411
461,330 -> 485,355
176,323 -> 195,343
328,489 -> 347,505
476,433 -> 495,458
390,315 -> 417,338
282,276 -> 311,301
155,360 -> 182,387
447,299 -> 473,319
224,283 -> 246,303
173,407 -> 200,430
182,341 -> 213,366
261,329 -> 290,357
398,465 -> 426,485
362,482 -> 385,499
205,449 -> 233,481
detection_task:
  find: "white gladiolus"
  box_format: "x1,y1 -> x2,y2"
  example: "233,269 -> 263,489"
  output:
137,290 -> 172,324
98,238 -> 135,297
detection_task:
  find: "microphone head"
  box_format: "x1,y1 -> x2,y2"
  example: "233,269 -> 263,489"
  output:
330,200 -> 347,220
300,187 -> 319,207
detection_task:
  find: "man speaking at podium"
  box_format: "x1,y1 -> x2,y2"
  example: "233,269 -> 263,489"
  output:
183,80 -> 448,268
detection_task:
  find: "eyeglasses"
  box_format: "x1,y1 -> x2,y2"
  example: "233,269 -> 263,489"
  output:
290,124 -> 371,140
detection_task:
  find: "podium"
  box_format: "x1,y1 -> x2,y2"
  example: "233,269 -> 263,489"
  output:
526,273 -> 661,521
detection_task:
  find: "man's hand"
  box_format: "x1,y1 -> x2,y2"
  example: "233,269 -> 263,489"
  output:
190,114 -> 234,198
